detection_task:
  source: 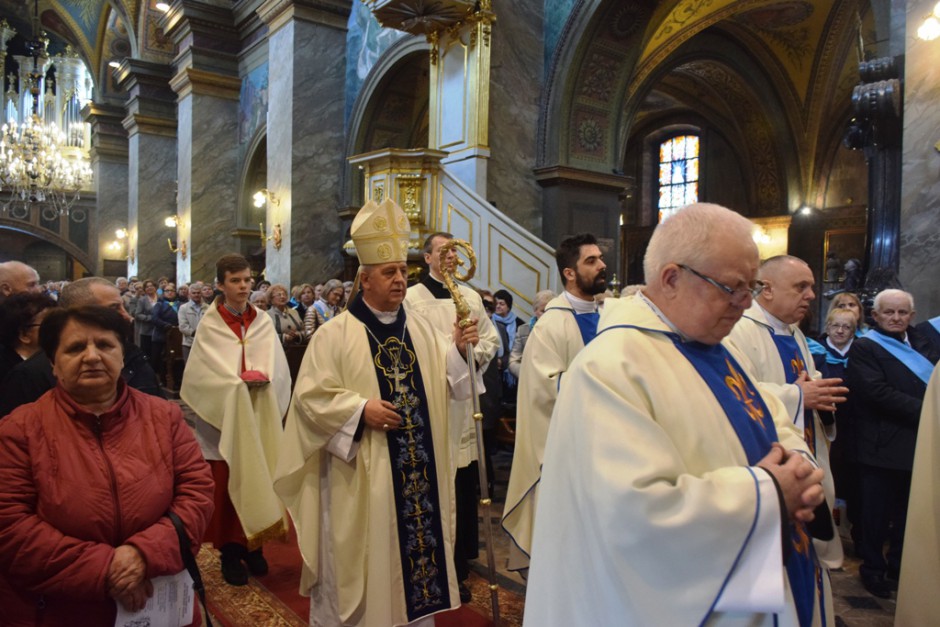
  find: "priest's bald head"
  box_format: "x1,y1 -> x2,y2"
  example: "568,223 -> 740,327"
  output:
643,203 -> 762,345
352,198 -> 411,312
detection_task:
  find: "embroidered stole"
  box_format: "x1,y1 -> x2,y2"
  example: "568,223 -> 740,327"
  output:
863,329 -> 935,385
670,337 -> 821,627
767,331 -> 816,456
349,297 -> 452,620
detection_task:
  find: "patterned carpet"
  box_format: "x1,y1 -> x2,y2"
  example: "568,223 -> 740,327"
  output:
197,543 -> 525,626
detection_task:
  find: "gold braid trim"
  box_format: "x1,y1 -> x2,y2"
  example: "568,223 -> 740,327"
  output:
246,518 -> 289,551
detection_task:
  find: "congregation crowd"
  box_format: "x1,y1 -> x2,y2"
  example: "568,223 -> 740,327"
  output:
0,199 -> 938,626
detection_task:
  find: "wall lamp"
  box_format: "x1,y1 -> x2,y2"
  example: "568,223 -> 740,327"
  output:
165,215 -> 187,259
918,2 -> 940,40
253,188 -> 280,209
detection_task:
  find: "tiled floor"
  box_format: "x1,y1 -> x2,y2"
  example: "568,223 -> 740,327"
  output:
474,447 -> 897,626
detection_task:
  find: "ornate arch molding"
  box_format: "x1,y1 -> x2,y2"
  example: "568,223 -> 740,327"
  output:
621,33 -> 801,216
537,0 -> 652,169
0,221 -> 94,271
342,35 -> 429,204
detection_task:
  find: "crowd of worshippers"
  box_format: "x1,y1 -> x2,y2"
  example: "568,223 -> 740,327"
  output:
1,200 -> 939,627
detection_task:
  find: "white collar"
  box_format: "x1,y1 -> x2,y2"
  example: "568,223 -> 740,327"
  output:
364,299 -> 400,325
757,304 -> 793,336
826,336 -> 853,356
637,291 -> 689,341
563,290 -> 598,315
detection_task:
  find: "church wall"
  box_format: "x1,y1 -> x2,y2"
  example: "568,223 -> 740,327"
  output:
900,0 -> 940,318
487,0 -> 545,231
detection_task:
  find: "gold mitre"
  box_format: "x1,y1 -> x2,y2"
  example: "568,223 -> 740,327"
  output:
350,198 -> 411,265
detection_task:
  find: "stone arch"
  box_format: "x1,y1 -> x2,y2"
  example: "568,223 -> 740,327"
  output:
237,125 -> 268,233
0,221 -> 93,276
343,36 -> 431,206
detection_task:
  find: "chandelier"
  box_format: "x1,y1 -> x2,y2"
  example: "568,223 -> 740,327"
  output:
0,1 -> 93,224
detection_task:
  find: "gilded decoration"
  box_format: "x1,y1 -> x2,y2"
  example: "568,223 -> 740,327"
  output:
373,182 -> 385,202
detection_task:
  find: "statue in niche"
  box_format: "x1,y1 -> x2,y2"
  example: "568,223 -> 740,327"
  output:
825,251 -> 841,282
843,258 -> 862,291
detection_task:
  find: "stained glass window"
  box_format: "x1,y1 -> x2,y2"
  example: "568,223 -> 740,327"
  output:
657,134 -> 700,222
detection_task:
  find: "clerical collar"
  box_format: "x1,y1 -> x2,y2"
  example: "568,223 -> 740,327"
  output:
826,336 -> 853,356
563,290 -> 597,315
421,273 -> 451,299
364,299 -> 400,324
758,304 -> 792,336
637,290 -> 690,341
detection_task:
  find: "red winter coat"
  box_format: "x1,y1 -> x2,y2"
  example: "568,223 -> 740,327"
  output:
0,382 -> 214,626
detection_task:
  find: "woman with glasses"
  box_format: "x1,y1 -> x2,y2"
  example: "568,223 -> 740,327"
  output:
828,291 -> 868,335
809,307 -> 862,552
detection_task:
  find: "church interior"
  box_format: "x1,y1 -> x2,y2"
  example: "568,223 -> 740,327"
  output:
1,1 -> 937,625
0,0 -> 936,326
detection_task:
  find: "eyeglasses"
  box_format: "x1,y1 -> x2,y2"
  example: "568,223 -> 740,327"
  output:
827,323 -> 854,331
678,264 -> 765,303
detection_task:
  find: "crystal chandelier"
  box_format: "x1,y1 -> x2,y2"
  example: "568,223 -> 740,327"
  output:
0,1 -> 92,224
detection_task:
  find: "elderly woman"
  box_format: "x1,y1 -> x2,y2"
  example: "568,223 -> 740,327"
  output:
829,291 -> 867,335
0,292 -> 56,382
508,289 -> 554,378
311,278 -> 343,326
249,290 -> 269,311
134,279 -> 157,354
293,283 -> 316,320
267,283 -> 304,344
0,306 -> 214,625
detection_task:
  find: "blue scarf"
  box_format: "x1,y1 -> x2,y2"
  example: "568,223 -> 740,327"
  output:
864,329 -> 935,385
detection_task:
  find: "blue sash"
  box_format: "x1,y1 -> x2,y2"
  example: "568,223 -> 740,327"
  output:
573,311 -> 600,345
930,316 -> 940,336
767,330 -> 817,456
863,329 -> 935,385
667,336 -> 820,627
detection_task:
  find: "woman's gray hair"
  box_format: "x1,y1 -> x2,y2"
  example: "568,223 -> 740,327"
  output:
322,278 -> 343,296
643,203 -> 756,283
533,290 -> 554,311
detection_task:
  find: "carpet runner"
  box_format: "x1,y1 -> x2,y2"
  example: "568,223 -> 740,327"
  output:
197,542 -> 524,626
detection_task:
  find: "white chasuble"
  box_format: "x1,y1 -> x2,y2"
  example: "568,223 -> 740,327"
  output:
404,280 -> 498,469
502,294 -> 585,571
896,362 -> 940,625
524,295 -> 831,627
181,302 -> 291,546
275,305 -> 462,627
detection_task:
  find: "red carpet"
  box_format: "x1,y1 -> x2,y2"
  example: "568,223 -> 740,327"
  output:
199,528 -> 522,626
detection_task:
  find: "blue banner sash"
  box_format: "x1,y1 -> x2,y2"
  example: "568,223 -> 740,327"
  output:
930,316 -> 940,336
864,329 -> 934,385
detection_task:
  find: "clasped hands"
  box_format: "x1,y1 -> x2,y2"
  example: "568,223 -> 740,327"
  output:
757,443 -> 825,523
107,544 -> 151,612
796,372 -> 848,412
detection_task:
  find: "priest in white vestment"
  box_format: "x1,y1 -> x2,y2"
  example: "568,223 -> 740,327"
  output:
404,232 -> 499,601
275,199 -> 482,627
181,253 -> 290,586
896,361 -> 940,625
501,233 -> 606,572
525,203 -> 832,626
726,255 -> 846,572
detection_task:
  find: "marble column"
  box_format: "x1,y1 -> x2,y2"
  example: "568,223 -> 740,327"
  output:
116,60 -> 178,283
258,0 -> 352,285
83,103 -> 129,276
900,0 -> 940,315
164,2 -> 241,284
